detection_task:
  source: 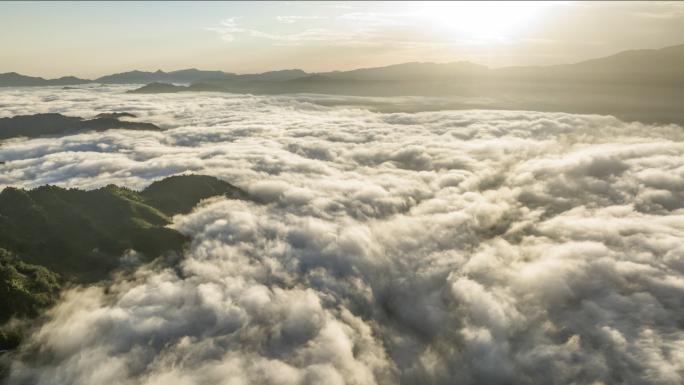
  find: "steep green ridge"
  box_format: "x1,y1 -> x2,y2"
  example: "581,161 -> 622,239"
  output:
0,174 -> 245,281
0,174 -> 246,353
0,183 -> 185,281
0,113 -> 161,140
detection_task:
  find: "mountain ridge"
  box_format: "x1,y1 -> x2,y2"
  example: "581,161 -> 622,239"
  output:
95,68 -> 309,85
3,42 -> 683,87
0,72 -> 92,87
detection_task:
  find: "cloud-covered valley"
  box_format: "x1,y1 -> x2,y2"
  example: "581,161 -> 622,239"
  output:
2,86 -> 684,384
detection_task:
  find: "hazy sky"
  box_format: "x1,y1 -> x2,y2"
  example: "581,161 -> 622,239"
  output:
2,1 -> 684,79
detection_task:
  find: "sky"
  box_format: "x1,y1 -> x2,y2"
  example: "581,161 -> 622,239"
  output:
1,1 -> 684,82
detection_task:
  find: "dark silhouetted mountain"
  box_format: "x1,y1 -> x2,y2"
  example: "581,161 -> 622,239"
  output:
123,79 -> 244,94
96,68 -> 309,84
125,82 -> 227,94
0,113 -> 161,140
141,174 -> 248,217
95,69 -> 236,84
95,112 -> 137,119
235,69 -> 308,82
126,82 -> 185,93
0,72 -> 92,87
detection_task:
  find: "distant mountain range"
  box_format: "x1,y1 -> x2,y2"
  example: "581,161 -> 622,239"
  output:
313,43 -> 684,86
489,43 -> 684,86
1,43 -> 683,125
2,43 -> 683,87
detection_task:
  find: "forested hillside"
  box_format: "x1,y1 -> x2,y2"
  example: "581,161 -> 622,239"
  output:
0,175 -> 246,331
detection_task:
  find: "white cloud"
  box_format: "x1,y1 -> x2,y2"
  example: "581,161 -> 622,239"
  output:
2,86 -> 684,384
276,16 -> 328,24
207,17 -> 350,43
204,17 -> 244,43
337,12 -> 409,26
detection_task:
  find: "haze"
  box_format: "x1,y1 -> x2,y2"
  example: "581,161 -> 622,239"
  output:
1,2 -> 684,385
2,1 -> 684,79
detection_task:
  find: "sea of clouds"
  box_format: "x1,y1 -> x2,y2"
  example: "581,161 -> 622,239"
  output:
1,86 -> 684,384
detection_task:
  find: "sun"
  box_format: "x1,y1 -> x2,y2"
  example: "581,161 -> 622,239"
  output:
411,1 -> 554,42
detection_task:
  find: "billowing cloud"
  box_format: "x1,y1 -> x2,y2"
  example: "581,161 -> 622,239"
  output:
2,86 -> 684,384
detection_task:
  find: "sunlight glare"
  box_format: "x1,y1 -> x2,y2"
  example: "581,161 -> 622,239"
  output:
412,1 -> 554,42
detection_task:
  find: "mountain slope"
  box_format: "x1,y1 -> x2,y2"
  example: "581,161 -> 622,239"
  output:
491,43 -> 684,85
320,61 -> 489,82
0,174 -> 246,351
320,43 -> 684,85
0,249 -> 60,324
0,183 -> 183,280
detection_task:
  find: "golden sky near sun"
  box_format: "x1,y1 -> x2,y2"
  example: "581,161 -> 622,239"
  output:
1,1 -> 683,78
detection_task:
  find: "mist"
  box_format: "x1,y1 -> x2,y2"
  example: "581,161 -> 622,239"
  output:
1,87 -> 683,384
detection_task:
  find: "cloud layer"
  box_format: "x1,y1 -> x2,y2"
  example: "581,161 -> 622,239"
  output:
2,87 -> 684,384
